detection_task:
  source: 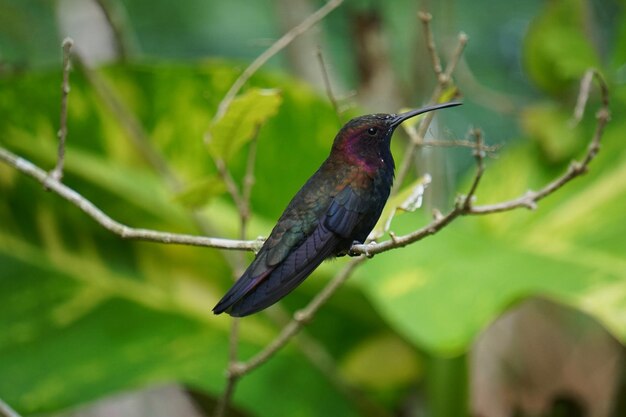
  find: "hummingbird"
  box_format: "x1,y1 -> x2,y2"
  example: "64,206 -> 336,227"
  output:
213,101 -> 462,317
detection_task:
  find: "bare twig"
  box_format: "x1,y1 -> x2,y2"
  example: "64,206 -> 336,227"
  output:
460,129 -> 486,210
214,318 -> 240,417
93,0 -> 134,60
421,138 -> 498,152
213,0 -> 343,121
49,37 -> 73,182
394,25 -> 468,191
573,68 -> 598,124
211,257 -> 394,416
471,70 -> 608,214
402,120 -> 498,153
0,146 -> 261,251
316,46 -> 342,122
351,69 -> 610,256
442,32 -> 468,84
0,398 -> 22,417
230,257 -> 366,377
241,134 -> 259,238
72,47 -> 257,292
418,12 -> 443,79
215,158 -> 245,215
213,131 -> 262,417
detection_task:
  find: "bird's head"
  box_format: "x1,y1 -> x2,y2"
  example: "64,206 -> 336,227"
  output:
331,101 -> 462,169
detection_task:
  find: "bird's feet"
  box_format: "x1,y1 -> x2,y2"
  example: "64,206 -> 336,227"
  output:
337,241 -> 362,257
348,240 -> 376,258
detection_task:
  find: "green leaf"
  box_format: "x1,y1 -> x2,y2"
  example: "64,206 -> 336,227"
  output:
521,103 -> 583,163
340,333 -> 422,390
357,109 -> 626,355
206,88 -> 283,161
0,63 -> 372,417
173,176 -> 226,208
523,0 -> 600,94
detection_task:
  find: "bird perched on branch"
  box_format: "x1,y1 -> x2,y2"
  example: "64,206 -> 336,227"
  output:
213,101 -> 462,317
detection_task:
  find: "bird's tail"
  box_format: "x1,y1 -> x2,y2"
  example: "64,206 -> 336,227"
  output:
213,224 -> 342,317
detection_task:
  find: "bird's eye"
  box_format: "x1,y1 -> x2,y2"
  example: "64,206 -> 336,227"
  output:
367,127 -> 378,135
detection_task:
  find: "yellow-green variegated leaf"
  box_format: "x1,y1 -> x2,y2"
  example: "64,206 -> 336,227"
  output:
357,98 -> 626,355
0,63 -> 366,417
206,88 -> 282,161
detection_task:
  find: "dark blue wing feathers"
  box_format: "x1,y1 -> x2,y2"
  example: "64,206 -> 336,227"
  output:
324,186 -> 366,238
225,223 -> 341,317
213,186 -> 365,317
212,253 -> 275,315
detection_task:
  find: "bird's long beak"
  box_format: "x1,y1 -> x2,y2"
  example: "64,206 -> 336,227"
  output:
390,101 -> 462,129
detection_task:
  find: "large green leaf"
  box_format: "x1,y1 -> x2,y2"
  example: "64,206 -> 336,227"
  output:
356,101 -> 626,355
523,0 -> 600,94
0,63 -> 383,417
206,88 -> 283,162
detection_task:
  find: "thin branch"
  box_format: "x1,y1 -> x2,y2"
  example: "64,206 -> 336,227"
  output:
213,0 -> 343,121
215,158 -> 245,215
401,119 -> 498,153
418,12 -> 443,79
1,61 -> 605,266
214,318 -> 240,417
316,46 -> 342,123
351,69 -> 610,256
208,5 -> 349,409
241,134 -> 259,238
0,146 -> 261,251
230,257 -> 366,377
471,69 -> 608,214
441,32 -> 468,85
0,398 -> 22,417
573,68 -> 599,124
394,26 -> 468,191
421,138 -> 499,153
49,37 -> 73,182
460,128 -> 486,210
73,46 -> 257,288
93,0 -> 134,60
213,129 -> 262,417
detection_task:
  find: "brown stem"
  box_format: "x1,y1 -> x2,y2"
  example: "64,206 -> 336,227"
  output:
48,38 -> 73,183
316,46 -> 342,123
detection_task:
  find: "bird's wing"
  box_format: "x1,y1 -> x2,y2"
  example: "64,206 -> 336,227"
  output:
220,221 -> 341,316
213,184 -> 367,317
324,185 -> 366,238
213,176 -> 333,316
211,250 -> 276,315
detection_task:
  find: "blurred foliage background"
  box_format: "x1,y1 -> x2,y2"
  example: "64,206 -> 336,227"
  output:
0,0 -> 625,416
